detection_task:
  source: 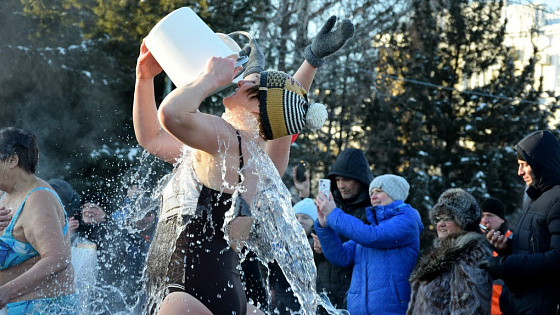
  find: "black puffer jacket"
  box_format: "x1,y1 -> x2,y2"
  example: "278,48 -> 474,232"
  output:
499,130 -> 560,314
315,148 -> 374,310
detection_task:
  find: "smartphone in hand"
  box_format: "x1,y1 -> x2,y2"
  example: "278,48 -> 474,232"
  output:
319,179 -> 331,199
296,160 -> 307,182
73,209 -> 82,222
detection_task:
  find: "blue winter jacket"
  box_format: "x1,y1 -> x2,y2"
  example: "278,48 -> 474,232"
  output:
315,200 -> 424,315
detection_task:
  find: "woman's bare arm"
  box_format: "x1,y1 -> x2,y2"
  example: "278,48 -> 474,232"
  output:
0,191 -> 70,306
158,57 -> 242,155
133,41 -> 183,164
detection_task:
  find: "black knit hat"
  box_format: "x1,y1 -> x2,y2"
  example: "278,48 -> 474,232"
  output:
480,197 -> 505,220
82,191 -> 113,214
516,150 -> 526,161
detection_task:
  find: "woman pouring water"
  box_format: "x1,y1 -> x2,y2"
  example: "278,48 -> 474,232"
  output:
134,16 -> 354,314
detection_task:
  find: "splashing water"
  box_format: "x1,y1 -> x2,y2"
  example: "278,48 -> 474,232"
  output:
115,109 -> 348,314
61,150 -> 165,314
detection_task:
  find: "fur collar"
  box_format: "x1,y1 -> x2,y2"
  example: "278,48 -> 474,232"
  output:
410,232 -> 489,283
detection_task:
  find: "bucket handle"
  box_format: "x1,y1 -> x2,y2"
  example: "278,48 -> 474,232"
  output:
227,31 -> 253,76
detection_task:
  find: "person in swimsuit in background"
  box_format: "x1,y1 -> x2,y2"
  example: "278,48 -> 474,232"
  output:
0,127 -> 77,314
134,16 -> 353,315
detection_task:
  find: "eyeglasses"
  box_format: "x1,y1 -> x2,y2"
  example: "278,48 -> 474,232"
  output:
434,216 -> 454,224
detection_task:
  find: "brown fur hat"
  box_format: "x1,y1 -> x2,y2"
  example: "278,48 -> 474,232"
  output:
430,188 -> 481,232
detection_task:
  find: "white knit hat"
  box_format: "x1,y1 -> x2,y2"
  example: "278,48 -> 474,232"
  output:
293,198 -> 318,221
369,174 -> 410,202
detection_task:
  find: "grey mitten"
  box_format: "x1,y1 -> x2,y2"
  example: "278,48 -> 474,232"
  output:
304,16 -> 355,68
239,38 -> 265,78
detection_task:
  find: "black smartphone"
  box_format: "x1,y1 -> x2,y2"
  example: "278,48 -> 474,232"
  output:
296,160 -> 307,182
73,209 -> 82,222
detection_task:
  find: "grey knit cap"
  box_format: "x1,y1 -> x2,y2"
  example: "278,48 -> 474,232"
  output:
429,188 -> 481,232
369,174 -> 410,202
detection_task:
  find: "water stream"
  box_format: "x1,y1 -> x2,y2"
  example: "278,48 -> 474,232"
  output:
72,109 -> 347,314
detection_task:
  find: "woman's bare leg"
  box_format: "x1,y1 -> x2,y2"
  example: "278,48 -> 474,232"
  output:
158,292 -> 213,315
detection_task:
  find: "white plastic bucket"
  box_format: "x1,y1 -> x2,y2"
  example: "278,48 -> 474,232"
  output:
145,7 -> 250,88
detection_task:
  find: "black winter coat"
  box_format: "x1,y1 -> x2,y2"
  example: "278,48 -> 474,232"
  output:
500,130 -> 560,314
314,148 -> 374,310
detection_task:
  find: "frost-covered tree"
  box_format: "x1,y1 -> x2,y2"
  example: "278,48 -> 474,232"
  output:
373,0 -> 557,225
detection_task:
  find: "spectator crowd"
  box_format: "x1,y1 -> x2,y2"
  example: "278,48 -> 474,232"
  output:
0,7 -> 559,314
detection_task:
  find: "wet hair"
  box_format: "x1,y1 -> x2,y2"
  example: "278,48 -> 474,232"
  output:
0,127 -> 39,174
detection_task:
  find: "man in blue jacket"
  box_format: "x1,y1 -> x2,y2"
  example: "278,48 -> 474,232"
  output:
315,174 -> 424,315
486,130 -> 560,314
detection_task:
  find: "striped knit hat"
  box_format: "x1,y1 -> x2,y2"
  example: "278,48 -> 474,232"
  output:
259,71 -> 327,140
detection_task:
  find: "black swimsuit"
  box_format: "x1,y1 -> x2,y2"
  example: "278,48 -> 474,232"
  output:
165,132 -> 247,315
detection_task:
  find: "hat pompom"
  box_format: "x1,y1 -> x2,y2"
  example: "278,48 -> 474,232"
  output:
305,103 -> 327,131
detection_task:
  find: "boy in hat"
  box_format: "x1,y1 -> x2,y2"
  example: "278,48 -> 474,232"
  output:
294,198 -> 318,237
480,197 -> 512,315
480,197 -> 510,237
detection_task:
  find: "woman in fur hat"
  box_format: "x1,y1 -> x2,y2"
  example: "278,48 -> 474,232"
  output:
407,188 -> 493,315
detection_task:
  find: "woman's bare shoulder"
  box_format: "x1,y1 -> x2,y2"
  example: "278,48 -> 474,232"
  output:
24,187 -> 64,218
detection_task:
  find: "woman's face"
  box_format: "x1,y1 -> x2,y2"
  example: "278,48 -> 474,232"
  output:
435,215 -> 465,240
370,188 -> 394,206
82,203 -> 107,225
0,155 -> 17,192
223,73 -> 260,112
0,158 -> 9,191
